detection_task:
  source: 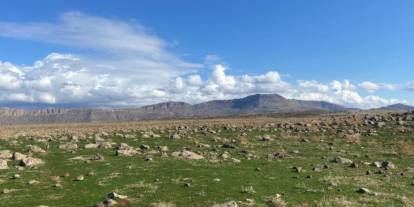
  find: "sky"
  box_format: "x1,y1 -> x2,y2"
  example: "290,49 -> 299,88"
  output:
0,0 -> 413,109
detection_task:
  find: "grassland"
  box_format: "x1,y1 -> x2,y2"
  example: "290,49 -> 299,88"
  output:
0,112 -> 413,207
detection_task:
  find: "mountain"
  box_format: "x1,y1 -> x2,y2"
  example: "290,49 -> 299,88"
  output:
378,103 -> 414,111
0,94 -> 348,124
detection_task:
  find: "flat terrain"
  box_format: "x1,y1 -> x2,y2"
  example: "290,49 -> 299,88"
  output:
0,112 -> 413,207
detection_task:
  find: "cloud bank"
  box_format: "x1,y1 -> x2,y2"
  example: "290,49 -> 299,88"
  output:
0,12 -> 409,109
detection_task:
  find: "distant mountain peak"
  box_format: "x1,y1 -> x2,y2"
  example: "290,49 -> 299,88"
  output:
379,103 -> 414,111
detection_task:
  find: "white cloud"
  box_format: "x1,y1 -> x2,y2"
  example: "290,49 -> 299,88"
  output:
358,81 -> 380,92
358,81 -> 396,92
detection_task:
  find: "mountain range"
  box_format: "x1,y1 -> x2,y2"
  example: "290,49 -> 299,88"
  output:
0,93 -> 411,125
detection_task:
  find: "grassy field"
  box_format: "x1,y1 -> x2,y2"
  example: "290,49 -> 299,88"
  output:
0,113 -> 413,207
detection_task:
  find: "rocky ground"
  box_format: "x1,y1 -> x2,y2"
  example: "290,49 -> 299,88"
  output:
0,111 -> 413,207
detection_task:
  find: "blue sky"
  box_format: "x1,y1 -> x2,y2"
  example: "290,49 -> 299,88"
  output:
0,0 -> 413,108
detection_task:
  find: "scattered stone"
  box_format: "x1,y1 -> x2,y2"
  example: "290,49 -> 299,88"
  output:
292,166 -> 303,173
260,135 -> 273,141
357,187 -> 378,196
59,143 -> 78,151
212,201 -> 238,207
84,143 -> 99,149
2,188 -> 11,194
74,175 -> 84,181
0,150 -> 12,159
333,156 -> 353,164
29,145 -> 46,153
12,174 -> 20,179
116,143 -> 138,156
13,152 -> 27,161
266,194 -> 286,207
0,159 -> 8,170
20,157 -> 44,167
107,192 -> 128,200
150,202 -> 176,207
381,161 -> 395,170
28,180 -> 39,185
171,150 -> 204,160
170,133 -> 181,140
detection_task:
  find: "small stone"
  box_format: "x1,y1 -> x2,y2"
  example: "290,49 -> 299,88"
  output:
107,192 -> 128,199
2,188 -> 10,194
74,175 -> 84,181
28,180 -> 39,185
292,166 -> 303,173
53,183 -> 62,188
20,157 -> 44,167
0,150 -> 12,159
333,156 -> 353,164
213,201 -> 238,207
0,159 -> 8,170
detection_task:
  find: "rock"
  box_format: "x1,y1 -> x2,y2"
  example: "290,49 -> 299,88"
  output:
260,135 -> 273,141
171,150 -> 204,160
12,174 -> 20,179
292,166 -> 303,173
266,194 -> 286,207
116,143 -> 138,156
1,188 -> 11,194
74,175 -> 84,181
20,157 -> 44,167
140,144 -> 150,150
0,159 -> 8,170
59,143 -> 78,151
84,143 -> 99,149
212,201 -> 238,207
28,180 -> 39,185
95,192 -> 131,207
98,142 -> 112,149
107,192 -> 128,200
13,152 -> 27,161
372,161 -> 382,168
170,134 -> 181,139
349,162 -> 359,168
29,145 -> 46,153
158,146 -> 169,152
357,187 -> 377,196
150,202 -> 176,207
381,161 -> 395,170
333,156 -> 353,164
0,150 -> 12,159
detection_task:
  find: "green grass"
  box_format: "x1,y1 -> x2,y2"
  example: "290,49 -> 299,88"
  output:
0,124 -> 413,207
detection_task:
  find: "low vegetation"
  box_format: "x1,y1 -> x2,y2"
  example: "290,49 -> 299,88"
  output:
0,111 -> 413,206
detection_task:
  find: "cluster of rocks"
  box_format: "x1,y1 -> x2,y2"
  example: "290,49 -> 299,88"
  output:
0,149 -> 44,170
